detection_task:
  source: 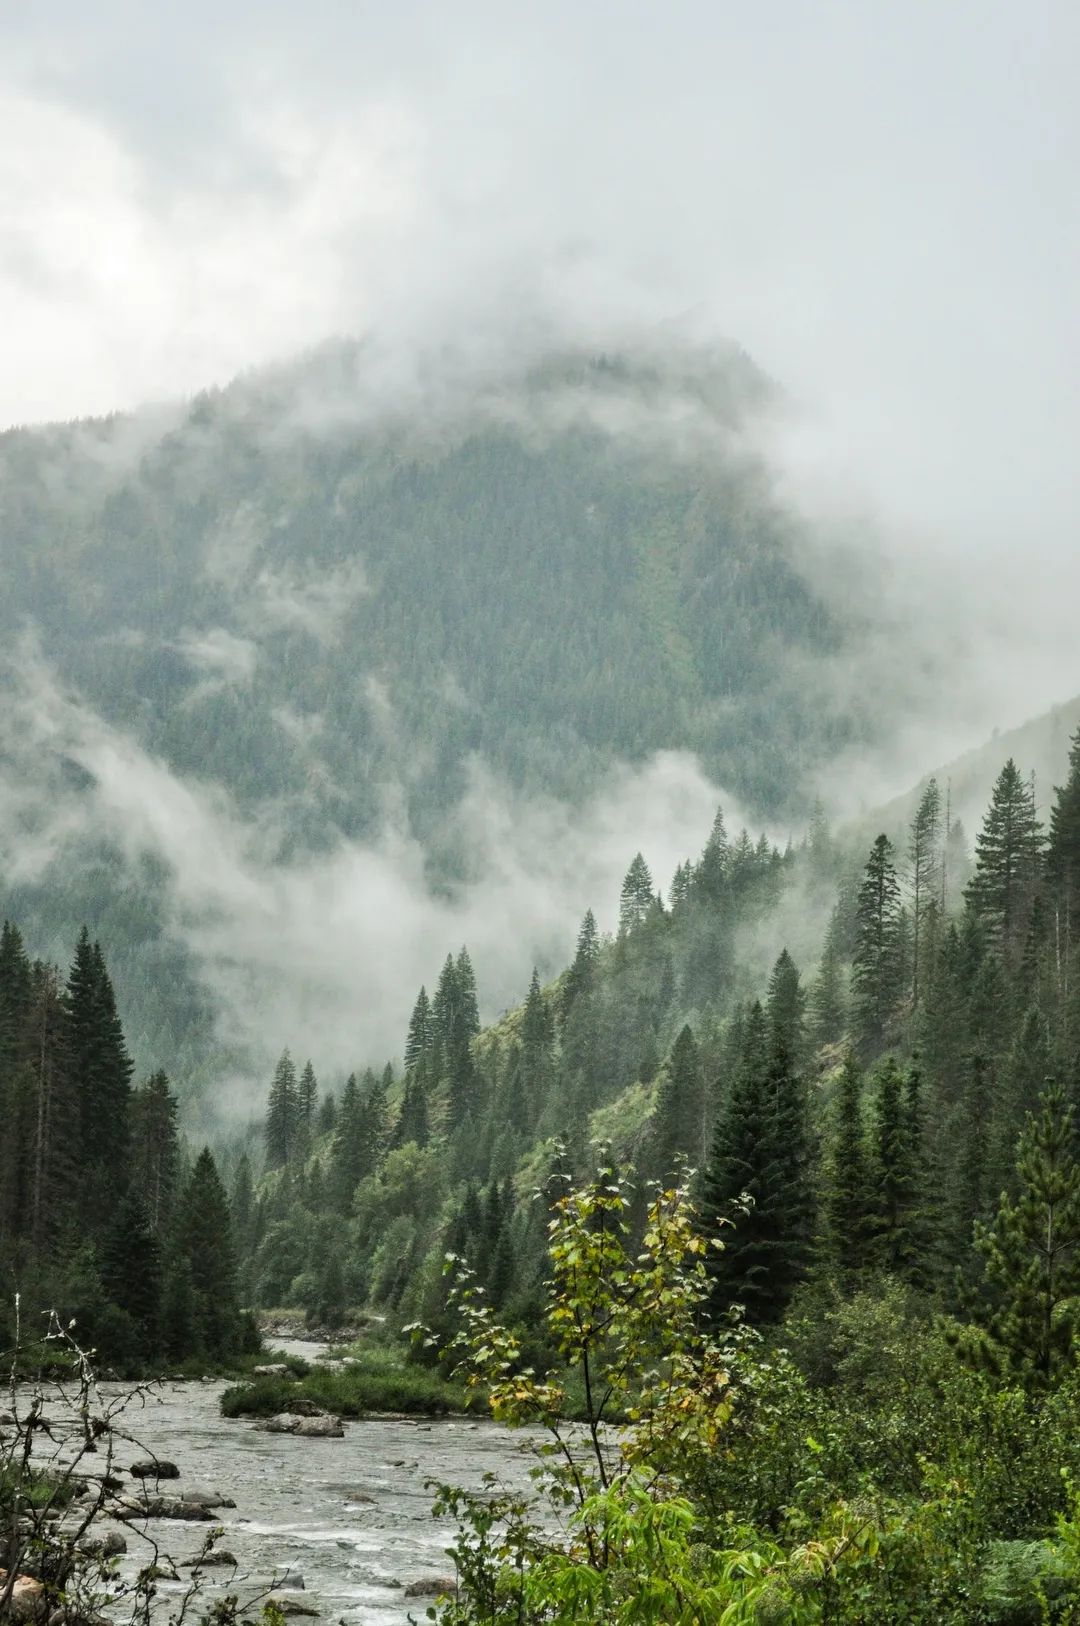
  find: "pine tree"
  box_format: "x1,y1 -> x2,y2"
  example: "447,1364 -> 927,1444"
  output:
1048,726 -> 1080,923
766,949 -> 805,1064
519,968 -> 554,1125
330,1074 -> 365,1212
176,1148 -> 240,1359
965,759 -> 1043,963
823,1048 -> 873,1286
960,1081 -> 1080,1387
130,1071 -> 180,1235
694,808 -> 729,903
298,1060 -> 318,1124
618,853 -> 655,935
561,910 -> 599,1021
870,1057 -> 919,1278
404,986 -> 433,1076
699,1005 -> 813,1325
66,932 -> 134,1233
265,1050 -> 300,1169
100,1192 -> 162,1359
852,836 -> 905,1055
909,778 -> 942,1012
650,1025 -> 706,1179
394,1074 -> 429,1149
809,909 -> 847,1051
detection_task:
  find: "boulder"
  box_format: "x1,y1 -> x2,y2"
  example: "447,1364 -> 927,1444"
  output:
113,1496 -> 215,1522
265,1594 -> 318,1617
185,1551 -> 237,1569
272,1567 -> 304,1590
252,1364 -> 288,1377
179,1489 -> 236,1509
129,1461 -> 180,1480
0,1570 -> 46,1620
76,1532 -> 127,1558
403,1576 -> 457,1599
256,1413 -> 343,1438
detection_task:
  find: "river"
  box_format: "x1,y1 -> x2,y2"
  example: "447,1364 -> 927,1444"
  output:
50,1341 -> 543,1625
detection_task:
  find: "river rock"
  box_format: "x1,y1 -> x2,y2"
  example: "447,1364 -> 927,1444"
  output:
113,1496 -> 215,1522
129,1460 -> 180,1480
402,1576 -> 457,1599
76,1532 -> 126,1558
265,1594 -> 319,1617
257,1413 -> 343,1438
273,1566 -> 305,1590
0,1410 -> 14,1425
252,1364 -> 289,1377
180,1488 -> 236,1509
185,1551 -> 237,1569
0,1570 -> 46,1620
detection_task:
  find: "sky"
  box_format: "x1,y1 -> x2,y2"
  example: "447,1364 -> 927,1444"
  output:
2,1 -> 1078,578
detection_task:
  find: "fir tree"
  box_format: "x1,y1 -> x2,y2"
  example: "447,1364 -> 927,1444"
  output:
766,949 -> 805,1064
404,986 -> 433,1075
965,759 -> 1043,963
100,1192 -> 162,1359
130,1071 -> 180,1235
298,1060 -> 318,1123
561,909 -> 599,1021
618,853 -> 655,935
66,932 -> 134,1232
1047,725 -> 1080,924
852,835 -> 905,1055
176,1148 -> 240,1359
960,1081 -> 1080,1388
908,778 -> 942,1012
823,1048 -> 873,1286
265,1050 -> 300,1170
694,808 -> 729,903
650,1024 -> 706,1180
809,909 -> 847,1051
870,1057 -> 919,1278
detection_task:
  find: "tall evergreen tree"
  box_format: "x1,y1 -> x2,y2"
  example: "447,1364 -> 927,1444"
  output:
852,835 -> 905,1055
100,1192 -> 162,1359
561,910 -> 599,1021
650,1025 -> 706,1180
766,949 -> 805,1065
66,932 -> 134,1231
1047,726 -> 1080,927
809,909 -> 847,1052
265,1050 -> 300,1169
130,1071 -> 180,1235
908,778 -> 942,1012
176,1148 -> 240,1359
959,1081 -> 1080,1388
404,986 -> 433,1076
870,1057 -> 919,1278
823,1048 -> 873,1286
618,853 -> 655,935
965,759 -> 1043,963
698,1005 -> 813,1325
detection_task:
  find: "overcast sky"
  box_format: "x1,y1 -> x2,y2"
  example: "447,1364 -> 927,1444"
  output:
2,4 -> 1078,659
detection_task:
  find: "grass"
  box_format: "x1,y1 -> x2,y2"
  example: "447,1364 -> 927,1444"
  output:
221,1345 -> 475,1420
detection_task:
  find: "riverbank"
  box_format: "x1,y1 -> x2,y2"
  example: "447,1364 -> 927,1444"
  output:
222,1345 -> 478,1420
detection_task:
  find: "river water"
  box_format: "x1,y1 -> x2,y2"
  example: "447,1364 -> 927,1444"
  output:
51,1342 -> 542,1625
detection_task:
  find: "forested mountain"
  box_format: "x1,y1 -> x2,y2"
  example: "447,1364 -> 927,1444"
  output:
0,340 -> 909,1092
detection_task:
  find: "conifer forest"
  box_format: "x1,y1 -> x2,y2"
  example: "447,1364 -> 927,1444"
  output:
5,7 -> 1080,1620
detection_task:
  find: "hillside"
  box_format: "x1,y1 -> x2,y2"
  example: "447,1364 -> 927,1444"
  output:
0,338 -> 904,1092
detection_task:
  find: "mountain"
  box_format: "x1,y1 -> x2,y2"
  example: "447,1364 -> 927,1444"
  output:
0,337 -> 910,1094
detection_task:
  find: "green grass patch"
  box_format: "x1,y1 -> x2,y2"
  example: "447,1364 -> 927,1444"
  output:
221,1346 -> 475,1419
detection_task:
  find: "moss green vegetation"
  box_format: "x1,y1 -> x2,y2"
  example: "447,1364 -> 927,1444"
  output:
221,1345 -> 472,1419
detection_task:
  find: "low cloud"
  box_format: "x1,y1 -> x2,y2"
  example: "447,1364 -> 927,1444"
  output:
0,636 -> 752,1115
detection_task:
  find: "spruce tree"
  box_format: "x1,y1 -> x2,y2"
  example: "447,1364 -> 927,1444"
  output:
650,1024 -> 706,1180
965,759 -> 1043,963
618,853 -> 654,935
823,1048 -> 873,1286
298,1060 -> 318,1124
404,986 -> 433,1076
766,949 -> 805,1064
960,1081 -> 1080,1387
908,778 -> 942,1012
130,1071 -> 180,1235
809,910 -> 847,1052
265,1050 -> 300,1169
852,835 -> 905,1055
694,808 -> 729,903
100,1192 -> 162,1360
177,1148 -> 240,1359
561,910 -> 599,1021
66,932 -> 134,1232
1047,726 -> 1080,923
870,1057 -> 919,1278
698,1005 -> 813,1325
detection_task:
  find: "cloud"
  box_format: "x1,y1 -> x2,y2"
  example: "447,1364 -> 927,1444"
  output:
0,637 -> 755,1111
172,626 -> 258,698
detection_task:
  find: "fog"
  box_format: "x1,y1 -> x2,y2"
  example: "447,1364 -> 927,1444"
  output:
3,2 -> 1079,740
0,635 -> 761,1098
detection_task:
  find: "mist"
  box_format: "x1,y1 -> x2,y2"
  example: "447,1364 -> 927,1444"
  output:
0,637 -> 759,1109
